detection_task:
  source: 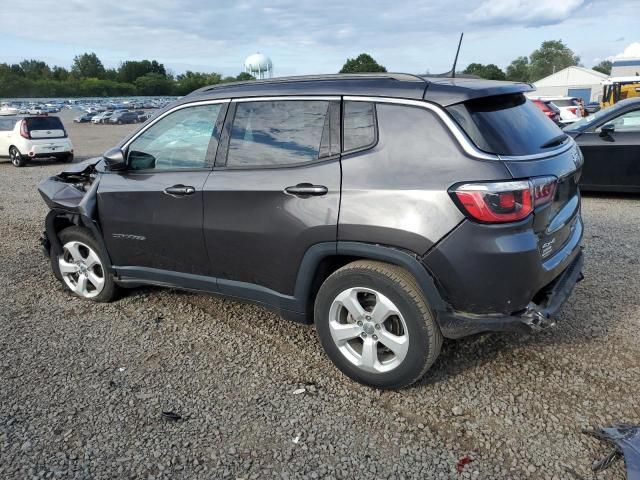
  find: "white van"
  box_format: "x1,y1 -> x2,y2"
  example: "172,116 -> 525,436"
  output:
0,116 -> 74,167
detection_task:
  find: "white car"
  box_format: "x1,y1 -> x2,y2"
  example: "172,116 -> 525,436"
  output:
27,105 -> 45,115
536,97 -> 585,124
0,116 -> 74,167
91,111 -> 114,124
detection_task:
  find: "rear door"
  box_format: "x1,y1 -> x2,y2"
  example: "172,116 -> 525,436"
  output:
202,98 -> 341,296
98,101 -> 227,276
576,107 -> 640,190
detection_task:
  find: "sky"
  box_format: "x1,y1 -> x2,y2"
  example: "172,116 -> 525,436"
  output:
0,0 -> 639,77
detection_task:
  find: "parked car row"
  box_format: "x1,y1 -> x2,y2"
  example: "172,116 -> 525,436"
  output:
75,110 -> 152,124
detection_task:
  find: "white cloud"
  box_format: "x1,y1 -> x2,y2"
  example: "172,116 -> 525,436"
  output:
468,0 -> 584,27
609,42 -> 640,59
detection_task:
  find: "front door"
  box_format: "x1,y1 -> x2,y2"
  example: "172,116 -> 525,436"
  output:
203,99 -> 341,296
579,107 -> 640,189
98,102 -> 227,276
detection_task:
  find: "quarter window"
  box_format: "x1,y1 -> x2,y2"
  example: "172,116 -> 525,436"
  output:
127,103 -> 222,170
226,100 -> 331,167
343,101 -> 376,151
0,119 -> 16,131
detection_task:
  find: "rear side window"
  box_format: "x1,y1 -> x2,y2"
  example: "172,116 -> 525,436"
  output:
447,94 -> 565,156
343,101 -> 376,151
26,116 -> 64,131
226,100 -> 331,167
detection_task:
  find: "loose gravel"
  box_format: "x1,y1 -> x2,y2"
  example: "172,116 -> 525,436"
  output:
1,110 -> 639,479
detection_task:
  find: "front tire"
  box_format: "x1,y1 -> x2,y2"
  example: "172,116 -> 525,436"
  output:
9,147 -> 27,167
51,226 -> 117,302
315,260 -> 442,389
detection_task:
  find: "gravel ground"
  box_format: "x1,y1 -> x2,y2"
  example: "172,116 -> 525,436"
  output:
1,109 -> 639,479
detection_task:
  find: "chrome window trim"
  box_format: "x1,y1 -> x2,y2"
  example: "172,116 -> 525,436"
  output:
233,96 -> 341,102
122,98 -> 230,150
124,95 -> 576,162
343,95 -> 577,161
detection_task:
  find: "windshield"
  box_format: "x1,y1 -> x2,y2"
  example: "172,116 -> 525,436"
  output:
447,93 -> 565,156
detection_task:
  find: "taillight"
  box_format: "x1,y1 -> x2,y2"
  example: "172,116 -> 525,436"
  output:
19,120 -> 30,139
568,107 -> 577,115
451,177 -> 557,224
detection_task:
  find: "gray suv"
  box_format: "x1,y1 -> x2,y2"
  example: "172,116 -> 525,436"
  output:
38,74 -> 584,388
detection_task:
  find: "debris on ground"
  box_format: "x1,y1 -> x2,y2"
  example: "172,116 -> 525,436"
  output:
456,455 -> 473,474
583,424 -> 640,479
161,411 -> 182,422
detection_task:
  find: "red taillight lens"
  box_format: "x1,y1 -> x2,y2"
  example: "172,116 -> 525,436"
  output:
451,177 -> 557,224
19,120 -> 30,139
568,107 -> 577,115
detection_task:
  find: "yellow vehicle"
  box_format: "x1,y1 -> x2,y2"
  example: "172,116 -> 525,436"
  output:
601,77 -> 640,108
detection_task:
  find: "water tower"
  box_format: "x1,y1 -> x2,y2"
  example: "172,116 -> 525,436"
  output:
244,53 -> 273,79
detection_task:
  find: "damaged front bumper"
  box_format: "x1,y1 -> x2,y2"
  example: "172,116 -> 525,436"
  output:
438,250 -> 584,339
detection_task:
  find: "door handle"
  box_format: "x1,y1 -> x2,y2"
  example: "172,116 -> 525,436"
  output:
164,184 -> 196,196
284,183 -> 328,196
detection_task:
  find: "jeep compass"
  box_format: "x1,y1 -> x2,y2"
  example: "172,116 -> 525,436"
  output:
38,74 -> 584,388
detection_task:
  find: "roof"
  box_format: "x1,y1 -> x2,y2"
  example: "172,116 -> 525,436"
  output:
184,73 -> 534,107
533,66 -> 608,87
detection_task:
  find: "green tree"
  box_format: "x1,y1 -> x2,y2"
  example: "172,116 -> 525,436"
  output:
339,53 -> 387,73
118,60 -> 167,83
463,63 -> 506,80
235,72 -> 256,81
134,72 -> 173,95
593,60 -> 612,75
528,40 -> 579,82
51,66 -> 70,81
72,53 -> 105,79
506,56 -> 531,82
19,59 -> 51,79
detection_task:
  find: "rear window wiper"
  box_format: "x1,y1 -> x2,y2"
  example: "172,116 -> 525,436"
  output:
540,134 -> 568,149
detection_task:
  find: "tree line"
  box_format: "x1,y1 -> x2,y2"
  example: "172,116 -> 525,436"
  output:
1,40 -> 615,98
339,40 -> 613,81
0,52 -> 255,98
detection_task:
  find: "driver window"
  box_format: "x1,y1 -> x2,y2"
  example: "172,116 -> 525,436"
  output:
597,110 -> 640,133
127,103 -> 222,170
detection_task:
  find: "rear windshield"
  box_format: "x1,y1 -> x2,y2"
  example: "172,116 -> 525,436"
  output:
26,116 -> 64,131
447,94 -> 565,156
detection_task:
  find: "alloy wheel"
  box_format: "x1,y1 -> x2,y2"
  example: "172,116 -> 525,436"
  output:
58,240 -> 105,298
328,287 -> 409,373
10,147 -> 21,166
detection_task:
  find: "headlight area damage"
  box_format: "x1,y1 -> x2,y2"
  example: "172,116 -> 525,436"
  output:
37,158 -> 106,263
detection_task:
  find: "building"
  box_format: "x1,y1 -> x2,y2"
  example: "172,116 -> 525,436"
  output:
529,66 -> 608,103
611,58 -> 640,77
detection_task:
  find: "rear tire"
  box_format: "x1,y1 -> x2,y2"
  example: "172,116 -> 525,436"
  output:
9,146 -> 27,167
315,260 -> 442,389
59,153 -> 74,163
51,226 -> 118,302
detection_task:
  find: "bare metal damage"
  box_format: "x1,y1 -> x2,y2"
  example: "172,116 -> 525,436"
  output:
37,158 -> 112,270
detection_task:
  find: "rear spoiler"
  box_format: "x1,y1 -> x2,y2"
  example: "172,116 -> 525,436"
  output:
423,79 -> 535,106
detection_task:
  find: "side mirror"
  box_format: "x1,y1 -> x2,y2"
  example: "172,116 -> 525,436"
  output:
103,147 -> 126,170
599,123 -> 615,138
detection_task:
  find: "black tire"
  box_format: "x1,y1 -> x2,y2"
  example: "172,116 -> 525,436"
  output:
59,153 -> 74,163
9,146 -> 27,167
51,226 -> 118,302
315,260 -> 443,389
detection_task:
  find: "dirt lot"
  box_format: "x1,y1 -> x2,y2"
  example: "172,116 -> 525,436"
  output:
1,109 -> 639,479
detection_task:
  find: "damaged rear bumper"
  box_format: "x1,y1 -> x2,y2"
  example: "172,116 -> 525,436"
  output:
438,250 -> 584,339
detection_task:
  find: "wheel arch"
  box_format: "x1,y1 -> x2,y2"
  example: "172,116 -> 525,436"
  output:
294,242 -> 447,323
44,209 -> 114,274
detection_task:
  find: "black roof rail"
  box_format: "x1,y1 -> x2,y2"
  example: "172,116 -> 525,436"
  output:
189,72 -> 428,96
